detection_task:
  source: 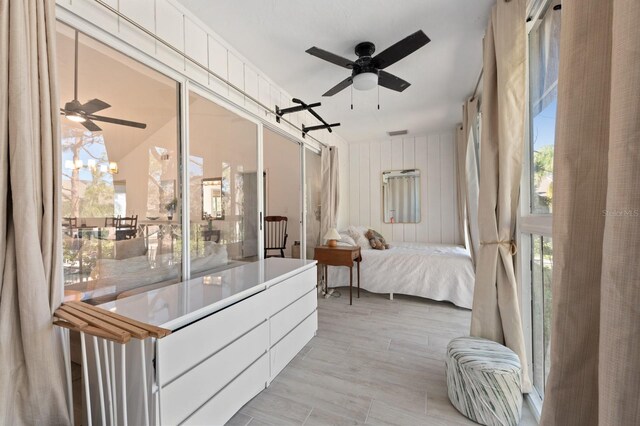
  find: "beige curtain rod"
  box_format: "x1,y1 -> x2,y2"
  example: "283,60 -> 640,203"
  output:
91,0 -> 330,149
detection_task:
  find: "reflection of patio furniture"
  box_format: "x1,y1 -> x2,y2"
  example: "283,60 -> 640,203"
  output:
116,215 -> 138,240
264,216 -> 288,258
64,217 -> 78,236
201,229 -> 221,243
104,216 -> 117,227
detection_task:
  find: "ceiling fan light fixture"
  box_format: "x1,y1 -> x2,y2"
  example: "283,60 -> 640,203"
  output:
66,112 -> 86,123
352,72 -> 378,91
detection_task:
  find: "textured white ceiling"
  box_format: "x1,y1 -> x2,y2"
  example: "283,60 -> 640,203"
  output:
178,0 -> 493,142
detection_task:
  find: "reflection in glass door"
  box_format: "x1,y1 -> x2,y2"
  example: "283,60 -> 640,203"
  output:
305,147 -> 322,259
263,129 -> 301,259
188,91 -> 259,272
57,22 -> 182,303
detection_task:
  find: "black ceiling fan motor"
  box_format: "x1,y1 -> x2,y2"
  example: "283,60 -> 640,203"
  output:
355,41 -> 376,58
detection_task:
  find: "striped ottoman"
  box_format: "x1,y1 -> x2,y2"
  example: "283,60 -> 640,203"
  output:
445,337 -> 523,426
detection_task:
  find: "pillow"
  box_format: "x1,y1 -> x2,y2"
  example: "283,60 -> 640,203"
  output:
365,229 -> 390,250
337,232 -> 357,246
346,225 -> 372,249
115,237 -> 147,260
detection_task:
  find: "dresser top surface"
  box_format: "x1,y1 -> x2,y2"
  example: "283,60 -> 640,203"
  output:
98,258 -> 316,330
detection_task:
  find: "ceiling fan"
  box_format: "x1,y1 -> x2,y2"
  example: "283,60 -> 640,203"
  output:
306,30 -> 430,97
60,31 -> 147,132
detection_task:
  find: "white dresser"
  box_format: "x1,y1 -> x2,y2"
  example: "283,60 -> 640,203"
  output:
98,258 -> 318,425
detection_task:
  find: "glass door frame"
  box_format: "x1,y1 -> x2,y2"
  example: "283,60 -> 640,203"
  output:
56,6 -> 323,280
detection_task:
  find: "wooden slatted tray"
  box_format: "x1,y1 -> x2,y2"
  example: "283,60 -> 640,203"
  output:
53,301 -> 171,343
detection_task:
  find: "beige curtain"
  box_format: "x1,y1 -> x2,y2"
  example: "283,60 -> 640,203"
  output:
470,0 -> 532,392
541,1 -> 640,424
0,0 -> 71,424
456,97 -> 480,260
320,146 -> 339,239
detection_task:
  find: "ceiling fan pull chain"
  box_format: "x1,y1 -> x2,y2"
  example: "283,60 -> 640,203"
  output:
377,84 -> 380,110
351,85 -> 354,110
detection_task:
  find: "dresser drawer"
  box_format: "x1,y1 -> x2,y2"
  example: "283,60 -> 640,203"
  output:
183,353 -> 268,426
270,289 -> 317,346
160,321 -> 268,425
157,290 -> 268,385
270,310 -> 317,379
267,267 -> 316,317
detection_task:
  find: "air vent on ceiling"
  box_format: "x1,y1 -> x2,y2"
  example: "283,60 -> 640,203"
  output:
388,129 -> 408,137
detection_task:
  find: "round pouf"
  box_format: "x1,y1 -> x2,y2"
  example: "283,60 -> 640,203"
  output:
445,337 -> 523,426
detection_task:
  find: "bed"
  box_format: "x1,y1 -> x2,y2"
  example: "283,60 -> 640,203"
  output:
327,240 -> 475,309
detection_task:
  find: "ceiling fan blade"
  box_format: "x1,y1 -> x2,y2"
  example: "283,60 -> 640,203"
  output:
81,98 -> 111,114
378,71 -> 411,92
306,47 -> 355,69
88,114 -> 147,129
82,119 -> 102,132
322,77 -> 353,97
372,30 -> 430,70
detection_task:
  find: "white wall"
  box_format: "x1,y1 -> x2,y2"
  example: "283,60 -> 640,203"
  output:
348,132 -> 461,245
56,0 -> 350,228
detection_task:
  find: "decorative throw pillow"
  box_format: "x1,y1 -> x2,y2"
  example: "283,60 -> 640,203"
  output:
338,232 -> 357,246
346,225 -> 372,249
365,229 -> 390,250
115,237 -> 148,260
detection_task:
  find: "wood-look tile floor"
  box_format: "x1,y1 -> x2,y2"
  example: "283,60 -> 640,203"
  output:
228,289 -> 538,426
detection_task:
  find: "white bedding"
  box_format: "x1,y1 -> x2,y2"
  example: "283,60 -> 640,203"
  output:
327,242 -> 475,309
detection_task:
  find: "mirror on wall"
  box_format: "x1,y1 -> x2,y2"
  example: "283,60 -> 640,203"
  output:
382,169 -> 421,224
202,178 -> 224,220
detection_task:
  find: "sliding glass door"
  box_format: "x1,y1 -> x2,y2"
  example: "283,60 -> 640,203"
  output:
57,20 -> 322,304
188,91 -> 259,269
263,128 -> 301,258
57,22 -> 183,303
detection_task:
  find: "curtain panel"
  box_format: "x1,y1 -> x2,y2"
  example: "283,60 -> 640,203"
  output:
320,146 -> 339,240
540,0 -> 640,424
457,97 -> 481,262
470,0 -> 532,392
0,0 -> 71,424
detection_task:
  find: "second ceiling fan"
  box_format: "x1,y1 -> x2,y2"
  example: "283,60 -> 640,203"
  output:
60,30 -> 147,132
306,30 -> 430,97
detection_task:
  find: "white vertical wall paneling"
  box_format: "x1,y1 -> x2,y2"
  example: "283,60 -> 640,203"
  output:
440,133 -> 456,244
349,145 -> 360,227
243,65 -> 259,115
415,136 -> 429,242
207,35 -> 229,97
369,142 -> 382,234
258,76 -> 271,116
379,140 -> 393,239
359,144 -> 371,227
67,0 -> 118,34
427,135 -> 442,243
119,0 -> 156,55
155,0 -> 184,70
346,132 -> 458,244
227,52 -> 245,106
184,18 -> 208,85
402,137 -> 417,242
390,139 -> 404,242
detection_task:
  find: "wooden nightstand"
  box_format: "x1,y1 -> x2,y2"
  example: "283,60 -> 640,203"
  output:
314,245 -> 362,305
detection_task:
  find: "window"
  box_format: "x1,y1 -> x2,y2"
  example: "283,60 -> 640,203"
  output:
521,0 -> 561,402
58,22 -> 183,301
529,2 -> 561,215
531,234 -> 553,396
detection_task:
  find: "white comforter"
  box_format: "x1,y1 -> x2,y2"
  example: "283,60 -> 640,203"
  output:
327,242 -> 475,309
